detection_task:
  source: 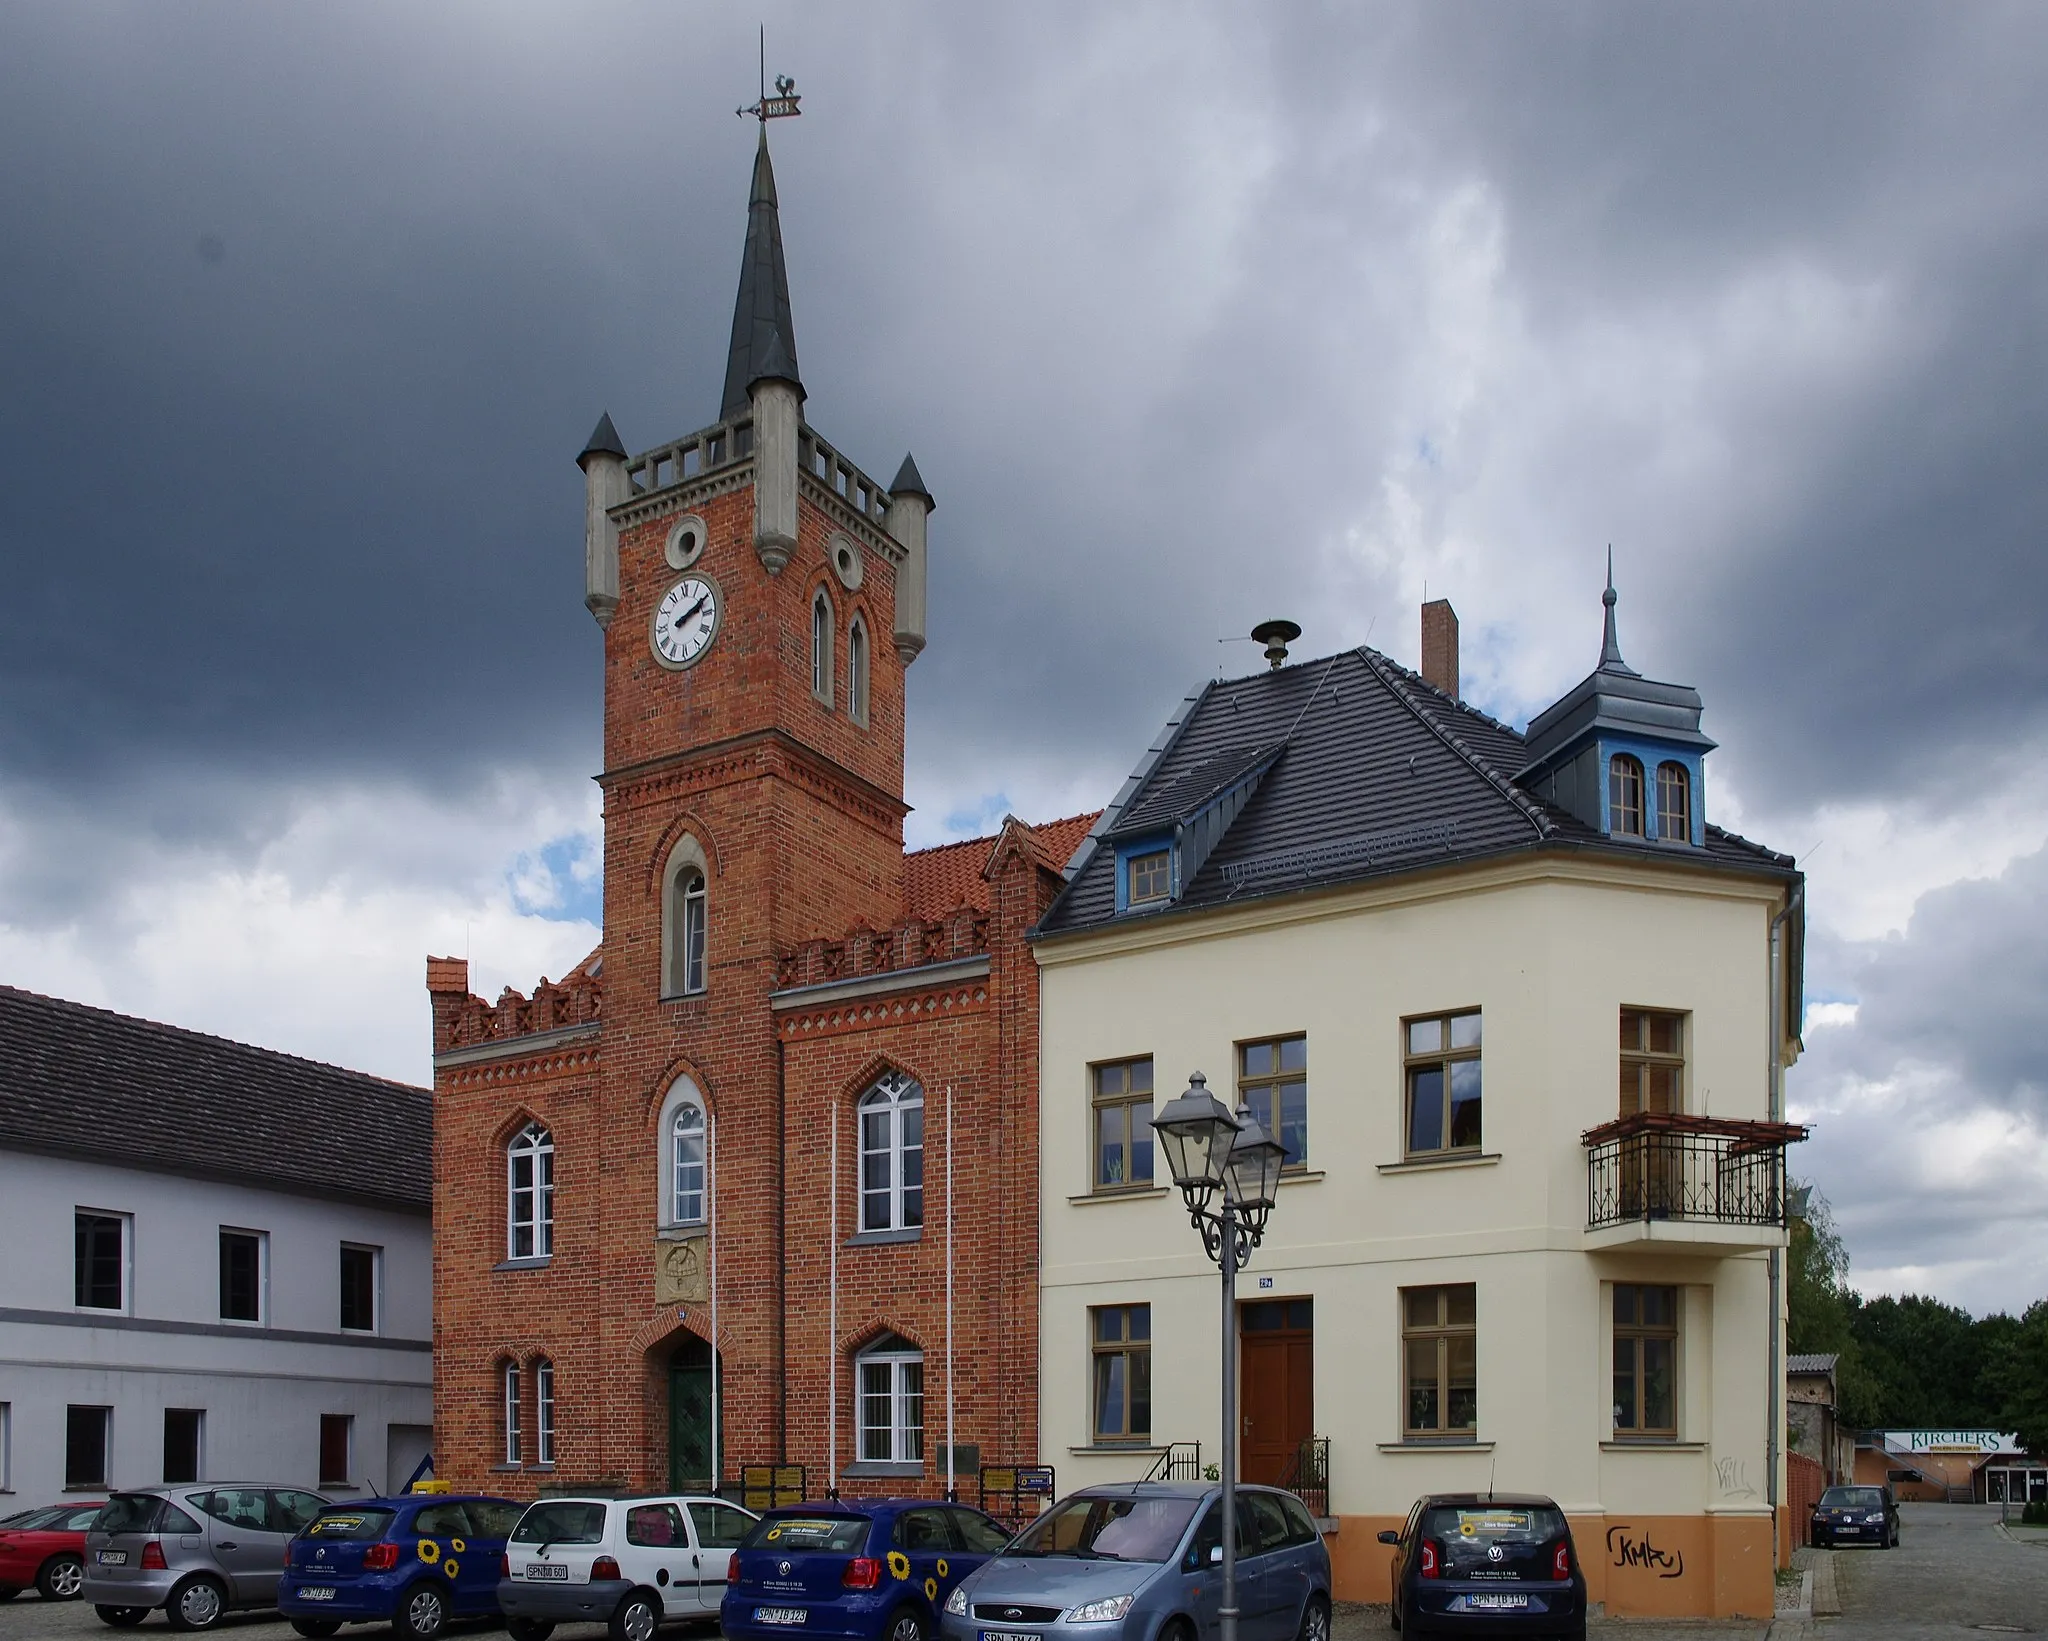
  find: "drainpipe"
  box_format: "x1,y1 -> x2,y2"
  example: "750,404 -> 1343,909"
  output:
1766,881 -> 1804,1565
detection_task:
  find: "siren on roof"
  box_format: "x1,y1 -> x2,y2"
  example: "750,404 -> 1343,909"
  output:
1251,620 -> 1300,669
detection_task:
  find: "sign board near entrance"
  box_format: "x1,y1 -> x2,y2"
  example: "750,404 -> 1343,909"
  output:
1887,1431 -> 2017,1454
742,1464 -> 807,1511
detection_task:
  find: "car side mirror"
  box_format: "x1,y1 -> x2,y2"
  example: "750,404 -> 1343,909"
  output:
1377,1531 -> 1400,1546
1209,1546 -> 1224,1565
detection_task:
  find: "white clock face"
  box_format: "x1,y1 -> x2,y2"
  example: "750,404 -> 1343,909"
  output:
652,574 -> 721,669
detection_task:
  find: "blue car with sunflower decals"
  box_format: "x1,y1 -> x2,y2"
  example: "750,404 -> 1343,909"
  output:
278,1493 -> 524,1639
724,1500 -> 1016,1641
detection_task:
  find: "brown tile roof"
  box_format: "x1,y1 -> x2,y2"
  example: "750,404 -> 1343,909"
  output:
904,811 -> 1100,920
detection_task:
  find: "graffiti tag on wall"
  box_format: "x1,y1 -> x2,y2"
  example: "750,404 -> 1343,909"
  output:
1606,1525 -> 1685,1579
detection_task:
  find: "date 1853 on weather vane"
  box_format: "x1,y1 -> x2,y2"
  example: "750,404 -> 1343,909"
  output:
738,26 -> 800,123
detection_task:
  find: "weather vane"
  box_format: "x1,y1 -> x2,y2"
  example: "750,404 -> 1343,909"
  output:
737,25 -> 800,123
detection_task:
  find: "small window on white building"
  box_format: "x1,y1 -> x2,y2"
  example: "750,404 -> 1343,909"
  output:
855,1334 -> 924,1464
340,1244 -> 381,1333
857,1071 -> 924,1233
163,1409 -> 203,1485
318,1414 -> 353,1488
66,1406 -> 111,1488
218,1228 -> 266,1324
74,1210 -> 128,1312
507,1122 -> 555,1260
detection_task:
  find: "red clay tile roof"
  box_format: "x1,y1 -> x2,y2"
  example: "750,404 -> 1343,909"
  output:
903,812 -> 1100,920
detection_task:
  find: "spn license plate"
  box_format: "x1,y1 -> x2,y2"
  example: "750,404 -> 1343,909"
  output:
755,1607 -> 808,1625
97,1551 -> 129,1566
526,1563 -> 570,1580
299,1587 -> 337,1601
1461,1594 -> 1530,1611
981,1630 -> 1042,1641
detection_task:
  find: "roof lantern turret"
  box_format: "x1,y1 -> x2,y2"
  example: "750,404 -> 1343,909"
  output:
1516,555 -> 1715,846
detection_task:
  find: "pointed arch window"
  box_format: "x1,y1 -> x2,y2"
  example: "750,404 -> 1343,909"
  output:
857,1071 -> 924,1233
663,836 -> 709,998
507,1121 -> 554,1260
847,614 -> 870,726
1656,762 -> 1691,843
671,1099 -> 707,1226
812,589 -> 835,707
1608,755 -> 1645,837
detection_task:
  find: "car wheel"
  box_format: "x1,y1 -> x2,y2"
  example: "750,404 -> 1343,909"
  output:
95,1606 -> 150,1628
395,1580 -> 450,1640
609,1591 -> 661,1641
164,1574 -> 229,1632
886,1605 -> 928,1641
291,1623 -> 344,1639
39,1553 -> 86,1600
1298,1594 -> 1332,1641
508,1621 -> 557,1641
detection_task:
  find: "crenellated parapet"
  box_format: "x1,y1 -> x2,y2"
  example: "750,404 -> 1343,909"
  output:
773,904 -> 990,993
426,956 -> 603,1056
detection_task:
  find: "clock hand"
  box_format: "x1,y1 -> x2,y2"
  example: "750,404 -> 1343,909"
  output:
678,594 -> 710,623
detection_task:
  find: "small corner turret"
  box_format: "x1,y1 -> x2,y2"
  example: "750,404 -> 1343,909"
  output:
577,411 -> 630,627
1516,555 -> 1716,845
886,452 -> 932,663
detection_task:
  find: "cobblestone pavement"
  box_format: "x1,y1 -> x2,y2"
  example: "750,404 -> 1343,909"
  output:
1772,1503 -> 2048,1641
0,1599 -> 631,1640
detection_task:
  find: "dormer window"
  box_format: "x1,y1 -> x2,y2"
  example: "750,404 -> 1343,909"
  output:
1656,762 -> 1691,843
1608,755 -> 1645,837
1127,849 -> 1171,905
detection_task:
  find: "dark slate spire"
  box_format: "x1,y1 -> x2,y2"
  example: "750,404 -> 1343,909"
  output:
1598,547 -> 1638,676
577,411 -> 627,468
889,452 -> 933,506
720,126 -> 802,421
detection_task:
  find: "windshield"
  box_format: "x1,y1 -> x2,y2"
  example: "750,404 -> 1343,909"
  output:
97,1496 -> 165,1536
1,1507 -> 65,1531
1009,1495 -> 1201,1562
1819,1489 -> 1885,1511
741,1515 -> 872,1553
305,1510 -> 396,1541
511,1502 -> 608,1545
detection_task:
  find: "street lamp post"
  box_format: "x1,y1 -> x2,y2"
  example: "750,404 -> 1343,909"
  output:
1152,1072 -> 1288,1641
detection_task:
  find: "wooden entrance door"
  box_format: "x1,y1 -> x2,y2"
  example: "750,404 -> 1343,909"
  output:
1239,1298 -> 1312,1486
669,1335 -> 718,1490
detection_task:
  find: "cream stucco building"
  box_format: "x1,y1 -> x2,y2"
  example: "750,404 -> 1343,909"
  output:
1031,595 -> 1805,1620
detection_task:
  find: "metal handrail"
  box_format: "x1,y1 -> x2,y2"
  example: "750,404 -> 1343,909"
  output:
1143,1441 -> 1203,1482
1278,1436 -> 1329,1517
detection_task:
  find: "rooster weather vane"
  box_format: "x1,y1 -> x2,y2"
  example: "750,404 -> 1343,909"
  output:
738,26 -> 801,123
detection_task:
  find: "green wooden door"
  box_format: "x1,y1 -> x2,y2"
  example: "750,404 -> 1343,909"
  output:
669,1340 -> 719,1490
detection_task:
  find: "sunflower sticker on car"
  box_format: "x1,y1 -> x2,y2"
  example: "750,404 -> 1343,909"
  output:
418,1540 -> 441,1564
886,1551 -> 911,1581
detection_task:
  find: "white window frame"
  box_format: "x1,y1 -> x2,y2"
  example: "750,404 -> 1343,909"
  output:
536,1358 -> 556,1467
339,1242 -> 382,1334
74,1208 -> 132,1314
857,1072 -> 924,1233
661,834 -> 711,999
671,1102 -> 707,1226
217,1226 -> 269,1326
812,588 -> 835,706
854,1343 -> 924,1464
502,1361 -> 522,1466
847,613 -> 870,725
507,1122 -> 555,1260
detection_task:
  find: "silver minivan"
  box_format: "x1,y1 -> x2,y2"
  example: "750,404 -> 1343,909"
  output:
81,1484 -> 329,1631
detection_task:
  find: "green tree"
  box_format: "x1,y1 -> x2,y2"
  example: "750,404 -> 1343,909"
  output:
1991,1300 -> 2048,1458
1786,1186 -> 1881,1427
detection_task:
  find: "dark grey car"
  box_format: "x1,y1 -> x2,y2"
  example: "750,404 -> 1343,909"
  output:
940,1483 -> 1331,1641
81,1485 -> 329,1631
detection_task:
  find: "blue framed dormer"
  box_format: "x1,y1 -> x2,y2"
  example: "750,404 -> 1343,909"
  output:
1113,833 -> 1178,913
1515,575 -> 1716,846
1105,742 -> 1283,914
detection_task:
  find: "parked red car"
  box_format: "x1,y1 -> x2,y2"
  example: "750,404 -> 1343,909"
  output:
0,1502 -> 106,1602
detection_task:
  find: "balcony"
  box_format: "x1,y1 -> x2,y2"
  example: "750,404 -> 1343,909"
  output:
1583,1111 -> 1808,1255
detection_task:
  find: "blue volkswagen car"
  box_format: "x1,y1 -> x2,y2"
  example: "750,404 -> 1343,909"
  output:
1378,1494 -> 1585,1641
277,1493 -> 524,1639
724,1499 -> 1016,1641
938,1482 -> 1332,1641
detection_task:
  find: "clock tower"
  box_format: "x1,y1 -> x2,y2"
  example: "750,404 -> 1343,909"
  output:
427,116 -> 1087,1506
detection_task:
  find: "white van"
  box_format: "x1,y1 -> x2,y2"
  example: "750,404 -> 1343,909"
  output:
497,1494 -> 757,1641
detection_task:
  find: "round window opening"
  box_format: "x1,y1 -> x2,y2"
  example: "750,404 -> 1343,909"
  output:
828,531 -> 864,591
665,514 -> 709,570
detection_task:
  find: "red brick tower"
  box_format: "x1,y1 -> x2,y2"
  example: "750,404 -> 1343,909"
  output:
427,126 -> 1091,1503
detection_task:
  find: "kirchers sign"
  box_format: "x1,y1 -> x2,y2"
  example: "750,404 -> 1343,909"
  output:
1886,1431 -> 2019,1454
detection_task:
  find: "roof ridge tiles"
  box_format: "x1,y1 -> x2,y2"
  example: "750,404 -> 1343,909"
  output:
1704,823 -> 1796,867
1368,648 -> 1528,744
1356,648 -> 1553,840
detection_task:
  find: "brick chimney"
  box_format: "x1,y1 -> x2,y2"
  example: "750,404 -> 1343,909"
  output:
1421,599 -> 1459,699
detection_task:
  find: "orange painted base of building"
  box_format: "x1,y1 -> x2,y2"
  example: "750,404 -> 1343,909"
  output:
1327,1512 -> 1775,1619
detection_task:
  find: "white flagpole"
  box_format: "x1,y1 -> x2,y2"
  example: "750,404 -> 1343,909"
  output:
946,1081 -> 956,1502
829,1111 -> 840,1495
710,1112 -> 720,1493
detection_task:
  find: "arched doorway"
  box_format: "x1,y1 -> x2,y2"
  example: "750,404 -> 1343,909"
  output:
668,1334 -> 723,1491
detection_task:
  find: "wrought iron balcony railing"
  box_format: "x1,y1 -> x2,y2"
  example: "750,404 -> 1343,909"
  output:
1143,1441 -> 1203,1483
1583,1112 -> 1808,1231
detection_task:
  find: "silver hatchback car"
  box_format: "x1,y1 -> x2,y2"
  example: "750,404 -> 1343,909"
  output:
941,1483 -> 1332,1641
81,1484 -> 330,1631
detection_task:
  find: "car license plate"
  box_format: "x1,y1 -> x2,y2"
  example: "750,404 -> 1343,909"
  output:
300,1587 -> 336,1601
1464,1594 -> 1529,1610
756,1607 -> 807,1625
981,1630 -> 1040,1641
526,1563 -> 570,1580
97,1551 -> 128,1566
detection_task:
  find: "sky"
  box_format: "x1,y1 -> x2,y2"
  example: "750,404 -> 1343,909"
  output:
2,3 -> 2045,1317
